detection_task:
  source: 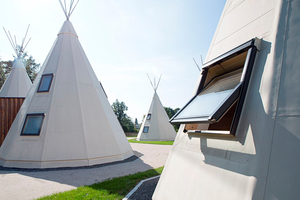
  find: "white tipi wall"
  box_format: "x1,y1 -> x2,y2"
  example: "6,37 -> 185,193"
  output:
153,0 -> 300,199
137,91 -> 176,141
0,5 -> 133,168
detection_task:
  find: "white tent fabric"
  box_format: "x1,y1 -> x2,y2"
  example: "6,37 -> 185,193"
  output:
153,0 -> 300,199
0,20 -> 133,168
137,91 -> 176,141
0,58 -> 32,98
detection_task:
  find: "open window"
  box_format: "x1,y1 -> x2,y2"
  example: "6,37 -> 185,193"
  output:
37,74 -> 54,93
21,113 -> 45,136
170,39 -> 258,135
146,114 -> 151,120
143,126 -> 149,133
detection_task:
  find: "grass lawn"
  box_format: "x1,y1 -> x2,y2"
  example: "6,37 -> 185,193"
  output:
38,167 -> 163,200
128,138 -> 174,145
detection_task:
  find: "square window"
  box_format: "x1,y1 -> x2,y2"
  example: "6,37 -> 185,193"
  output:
146,114 -> 151,120
170,39 -> 258,135
143,126 -> 149,133
37,74 -> 54,92
21,114 -> 45,136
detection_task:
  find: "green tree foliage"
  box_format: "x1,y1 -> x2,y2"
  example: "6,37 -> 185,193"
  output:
164,106 -> 180,132
21,52 -> 41,82
0,52 -> 41,88
111,99 -> 137,133
0,60 -> 13,87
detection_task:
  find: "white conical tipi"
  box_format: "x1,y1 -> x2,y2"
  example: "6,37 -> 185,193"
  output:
154,0 -> 300,199
0,0 -> 133,169
137,75 -> 176,141
0,26 -> 32,97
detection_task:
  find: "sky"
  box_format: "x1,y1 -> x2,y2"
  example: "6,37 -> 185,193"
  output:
0,0 -> 226,123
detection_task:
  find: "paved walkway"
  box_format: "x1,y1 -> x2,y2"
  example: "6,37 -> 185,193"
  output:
0,143 -> 172,200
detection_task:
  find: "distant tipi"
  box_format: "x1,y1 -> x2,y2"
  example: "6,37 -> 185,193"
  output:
137,75 -> 176,141
0,26 -> 33,147
0,26 -> 32,97
0,0 -> 133,169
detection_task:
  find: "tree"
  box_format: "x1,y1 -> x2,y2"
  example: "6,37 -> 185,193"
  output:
111,99 -> 137,133
0,60 -> 13,87
164,106 -> 181,132
0,52 -> 41,88
22,52 -> 41,82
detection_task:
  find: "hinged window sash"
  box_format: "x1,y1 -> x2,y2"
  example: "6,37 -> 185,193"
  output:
170,39 -> 258,136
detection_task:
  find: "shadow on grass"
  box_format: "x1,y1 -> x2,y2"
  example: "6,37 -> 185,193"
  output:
38,167 -> 163,200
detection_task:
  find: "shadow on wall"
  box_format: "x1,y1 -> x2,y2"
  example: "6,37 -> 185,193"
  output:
198,27 -> 300,198
196,39 -> 273,198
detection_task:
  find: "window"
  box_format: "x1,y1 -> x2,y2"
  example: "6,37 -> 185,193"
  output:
146,114 -> 151,120
21,114 -> 45,136
143,126 -> 149,133
37,74 -> 54,92
170,39 -> 258,135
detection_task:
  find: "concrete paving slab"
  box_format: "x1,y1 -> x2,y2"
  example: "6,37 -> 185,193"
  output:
0,143 -> 172,200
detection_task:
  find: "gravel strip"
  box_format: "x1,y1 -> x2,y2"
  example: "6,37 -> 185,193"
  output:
124,176 -> 160,200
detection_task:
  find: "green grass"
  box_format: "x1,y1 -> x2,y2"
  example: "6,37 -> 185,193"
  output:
128,139 -> 174,145
38,167 -> 163,200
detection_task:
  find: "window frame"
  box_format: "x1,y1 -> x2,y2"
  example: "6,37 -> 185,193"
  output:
143,126 -> 149,133
20,113 -> 45,136
37,73 -> 54,93
170,39 -> 258,135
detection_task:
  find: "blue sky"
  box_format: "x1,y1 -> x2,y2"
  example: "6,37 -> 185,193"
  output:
1,0 -> 226,122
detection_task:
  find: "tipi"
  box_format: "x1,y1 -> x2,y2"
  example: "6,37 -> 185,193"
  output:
153,0 -> 300,199
0,0 -> 133,169
0,26 -> 32,146
137,75 -> 176,141
0,26 -> 32,98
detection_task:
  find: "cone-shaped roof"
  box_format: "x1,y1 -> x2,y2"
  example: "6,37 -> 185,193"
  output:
137,91 -> 176,141
0,20 -> 133,168
0,57 -> 32,98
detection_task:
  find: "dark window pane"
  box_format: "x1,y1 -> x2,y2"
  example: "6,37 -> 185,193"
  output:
147,114 -> 151,120
21,114 -> 44,135
38,74 -> 53,92
143,126 -> 149,133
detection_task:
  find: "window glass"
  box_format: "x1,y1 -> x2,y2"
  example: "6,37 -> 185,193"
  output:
146,114 -> 151,120
176,70 -> 242,119
38,74 -> 53,92
21,114 -> 44,135
143,126 -> 149,133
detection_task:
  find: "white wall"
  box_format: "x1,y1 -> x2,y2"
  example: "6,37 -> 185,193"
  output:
153,0 -> 300,199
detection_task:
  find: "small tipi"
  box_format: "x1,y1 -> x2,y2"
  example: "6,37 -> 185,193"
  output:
0,26 -> 32,98
137,75 -> 176,141
0,26 -> 32,147
0,0 -> 133,169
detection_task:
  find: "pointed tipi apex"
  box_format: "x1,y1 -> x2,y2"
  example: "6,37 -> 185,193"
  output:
0,25 -> 32,97
0,0 -> 133,169
137,74 -> 176,141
